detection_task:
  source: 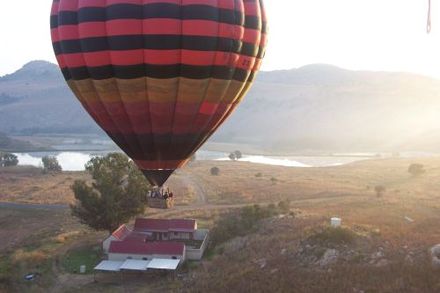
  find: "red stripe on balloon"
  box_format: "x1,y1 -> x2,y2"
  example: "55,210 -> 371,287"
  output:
242,28 -> 261,44
199,101 -> 218,115
59,0 -> 79,12
259,34 -> 268,47
51,1 -> 60,16
243,0 -> 260,17
51,20 -> 246,42
136,159 -> 186,170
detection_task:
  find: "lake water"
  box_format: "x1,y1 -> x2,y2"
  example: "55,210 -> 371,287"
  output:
14,150 -> 375,171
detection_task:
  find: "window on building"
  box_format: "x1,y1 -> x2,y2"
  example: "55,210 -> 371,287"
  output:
142,257 -> 148,260
127,257 -> 132,259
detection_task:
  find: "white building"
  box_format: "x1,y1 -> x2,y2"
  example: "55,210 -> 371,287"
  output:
103,218 -> 209,262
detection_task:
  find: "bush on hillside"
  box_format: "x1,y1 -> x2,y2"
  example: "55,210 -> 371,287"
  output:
307,227 -> 356,246
210,166 -> 220,176
42,156 -> 62,173
408,163 -> 425,176
210,202 -> 287,248
374,185 -> 386,197
0,152 -> 18,167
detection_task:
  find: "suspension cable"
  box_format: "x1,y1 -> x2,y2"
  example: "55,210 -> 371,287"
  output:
427,0 -> 432,33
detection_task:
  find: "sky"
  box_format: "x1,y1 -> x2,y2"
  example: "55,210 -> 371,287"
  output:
1,0 -> 440,78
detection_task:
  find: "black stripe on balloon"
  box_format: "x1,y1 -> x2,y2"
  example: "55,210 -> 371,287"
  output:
61,64 -> 252,82
51,3 -> 265,31
53,35 -> 262,57
51,4 -> 266,32
106,132 -> 208,161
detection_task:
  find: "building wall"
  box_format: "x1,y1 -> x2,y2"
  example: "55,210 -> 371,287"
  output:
108,249 -> 186,262
186,229 -> 209,260
169,232 -> 191,240
102,236 -> 117,254
193,229 -> 209,241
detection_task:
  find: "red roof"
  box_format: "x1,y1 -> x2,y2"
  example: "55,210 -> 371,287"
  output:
134,218 -> 196,232
109,241 -> 185,256
112,224 -> 132,240
124,231 -> 151,242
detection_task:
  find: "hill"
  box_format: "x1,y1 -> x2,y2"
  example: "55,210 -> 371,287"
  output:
215,64 -> 440,152
1,61 -> 440,152
0,61 -> 102,135
0,132 -> 43,152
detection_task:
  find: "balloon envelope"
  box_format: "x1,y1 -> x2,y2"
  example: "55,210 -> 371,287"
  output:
50,0 -> 267,186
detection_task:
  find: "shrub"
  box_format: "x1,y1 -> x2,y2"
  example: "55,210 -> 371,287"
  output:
234,150 -> 242,160
210,204 -> 284,247
12,249 -> 47,265
278,200 -> 291,213
42,155 -> 62,173
308,227 -> 355,246
374,185 -> 386,197
408,163 -> 425,176
210,166 -> 220,176
0,152 -> 18,167
255,172 -> 263,178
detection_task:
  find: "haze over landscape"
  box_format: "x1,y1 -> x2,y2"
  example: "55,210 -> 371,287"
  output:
2,60 -> 440,153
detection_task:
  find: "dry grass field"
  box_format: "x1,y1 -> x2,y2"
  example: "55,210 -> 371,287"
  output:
0,157 -> 440,292
0,166 -> 88,205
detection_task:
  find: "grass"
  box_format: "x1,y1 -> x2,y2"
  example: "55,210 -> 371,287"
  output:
61,246 -> 102,274
0,255 -> 11,289
0,166 -> 89,205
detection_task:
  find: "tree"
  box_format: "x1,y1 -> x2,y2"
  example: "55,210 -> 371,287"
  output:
0,152 -> 18,167
42,156 -> 62,173
408,163 -> 425,177
234,150 -> 242,160
210,166 -> 220,176
374,185 -> 386,197
228,150 -> 242,161
70,153 -> 150,233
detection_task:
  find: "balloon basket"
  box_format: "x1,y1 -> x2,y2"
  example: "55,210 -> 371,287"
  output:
147,197 -> 174,209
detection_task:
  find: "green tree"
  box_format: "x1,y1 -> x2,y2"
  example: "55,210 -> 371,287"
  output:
42,156 -> 62,173
0,152 -> 18,167
228,150 -> 243,161
70,153 -> 150,233
234,150 -> 242,160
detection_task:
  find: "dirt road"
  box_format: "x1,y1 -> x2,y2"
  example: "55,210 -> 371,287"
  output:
178,172 -> 208,205
0,201 -> 68,210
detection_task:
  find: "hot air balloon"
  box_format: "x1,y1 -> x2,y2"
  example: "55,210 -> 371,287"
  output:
50,0 -> 267,188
